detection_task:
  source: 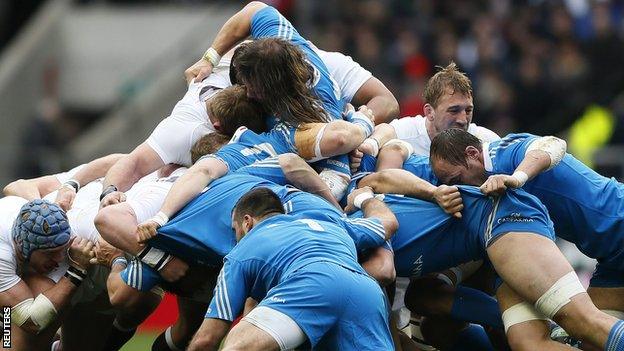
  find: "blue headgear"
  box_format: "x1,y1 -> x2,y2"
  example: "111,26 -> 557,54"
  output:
12,199 -> 71,261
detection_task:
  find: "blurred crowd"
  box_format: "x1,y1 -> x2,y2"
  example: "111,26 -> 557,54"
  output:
289,0 -> 624,141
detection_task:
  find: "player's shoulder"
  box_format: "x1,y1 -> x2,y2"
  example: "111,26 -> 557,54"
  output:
467,123 -> 500,143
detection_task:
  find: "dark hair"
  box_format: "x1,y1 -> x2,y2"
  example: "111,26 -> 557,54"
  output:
233,187 -> 285,224
208,85 -> 267,136
430,128 -> 482,167
423,62 -> 473,108
233,38 -> 329,126
191,132 -> 231,163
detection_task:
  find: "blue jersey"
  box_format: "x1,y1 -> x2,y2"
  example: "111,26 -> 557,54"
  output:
205,214 -> 364,321
236,161 -> 388,251
251,6 -> 343,120
488,133 -> 624,269
151,174 -> 295,266
350,186 -> 554,278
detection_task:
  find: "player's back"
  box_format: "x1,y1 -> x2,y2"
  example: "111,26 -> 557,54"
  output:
490,133 -> 624,266
228,214 -> 364,285
152,173 -> 292,266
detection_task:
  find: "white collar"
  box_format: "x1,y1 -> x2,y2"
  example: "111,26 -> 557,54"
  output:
482,142 -> 493,172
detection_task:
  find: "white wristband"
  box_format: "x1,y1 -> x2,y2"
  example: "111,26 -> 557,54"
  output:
203,47 -> 221,67
150,211 -> 169,227
511,171 -> 529,187
353,192 -> 375,209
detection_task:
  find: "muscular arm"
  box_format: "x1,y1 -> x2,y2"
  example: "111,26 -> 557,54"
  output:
159,157 -> 228,218
103,143 -> 164,193
360,196 -> 399,240
70,153 -> 126,187
359,169 -> 436,201
515,136 -> 567,180
278,153 -> 341,210
209,1 -> 267,57
361,247 -> 396,287
351,77 -> 399,124
188,318 -> 231,351
2,176 -> 58,200
375,140 -> 413,170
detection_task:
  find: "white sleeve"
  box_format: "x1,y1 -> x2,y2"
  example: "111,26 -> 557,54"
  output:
0,243 -> 20,293
318,50 -> 373,103
54,164 -> 86,184
390,117 -> 420,141
468,124 -> 501,143
146,117 -> 204,167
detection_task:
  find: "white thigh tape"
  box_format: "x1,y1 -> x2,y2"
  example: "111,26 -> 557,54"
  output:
502,302 -> 547,333
244,306 -> 306,350
30,294 -> 58,330
535,271 -> 585,319
11,298 -> 34,327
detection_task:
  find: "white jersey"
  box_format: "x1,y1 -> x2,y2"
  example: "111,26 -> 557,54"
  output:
54,164 -> 85,185
390,115 -> 500,156
145,50 -> 371,167
0,167 -> 186,293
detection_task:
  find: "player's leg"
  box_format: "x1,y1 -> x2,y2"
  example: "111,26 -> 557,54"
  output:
587,264 -> 624,317
61,296 -> 115,351
487,232 -> 623,349
222,319 -> 284,351
496,282 -> 573,350
152,297 -> 209,351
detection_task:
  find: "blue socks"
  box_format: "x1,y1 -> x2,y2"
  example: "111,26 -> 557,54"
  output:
450,324 -> 495,351
450,286 -> 504,330
606,320 -> 624,351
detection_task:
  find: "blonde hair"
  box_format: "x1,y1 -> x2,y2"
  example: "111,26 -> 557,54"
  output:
423,62 -> 473,108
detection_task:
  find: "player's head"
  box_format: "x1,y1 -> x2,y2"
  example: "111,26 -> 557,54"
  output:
231,38 -> 329,126
191,132 -> 231,163
423,62 -> 474,138
429,128 -> 486,186
207,85 -> 267,136
231,187 -> 285,241
12,199 -> 72,274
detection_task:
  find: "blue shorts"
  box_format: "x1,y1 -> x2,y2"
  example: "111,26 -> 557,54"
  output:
589,262 -> 624,288
259,261 -> 393,350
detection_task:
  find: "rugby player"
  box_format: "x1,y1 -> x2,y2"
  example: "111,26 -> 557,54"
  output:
186,187 -> 394,351
428,128 -> 624,349
352,170 -> 624,350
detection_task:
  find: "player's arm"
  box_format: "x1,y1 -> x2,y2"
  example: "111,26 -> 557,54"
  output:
278,153 -> 341,210
1,238 -> 94,334
360,245 -> 396,287
345,187 -> 398,241
359,169 -> 463,218
135,156 -> 228,244
53,153 -> 126,211
297,106 -> 375,161
100,143 -> 164,207
351,77 -> 399,124
186,1 -> 268,82
480,136 -> 567,196
189,259 -> 249,351
3,176 -> 59,200
374,139 -> 415,170
353,123 -> 400,168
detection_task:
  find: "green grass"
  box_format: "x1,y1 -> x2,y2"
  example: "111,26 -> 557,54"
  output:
120,331 -> 160,351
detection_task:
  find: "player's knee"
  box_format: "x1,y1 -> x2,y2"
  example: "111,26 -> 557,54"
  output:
405,277 -> 453,317
188,332 -> 222,351
109,285 -> 143,310
94,206 -> 118,240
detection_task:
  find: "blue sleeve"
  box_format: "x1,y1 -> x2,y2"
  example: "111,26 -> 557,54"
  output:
205,259 -> 249,322
403,156 -> 439,185
340,217 -> 387,251
485,189 -> 555,247
489,134 -> 539,174
120,258 -> 163,292
250,6 -> 307,46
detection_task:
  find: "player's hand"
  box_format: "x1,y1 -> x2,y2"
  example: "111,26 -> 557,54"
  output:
349,149 -> 364,173
433,185 -> 463,219
357,105 -> 375,125
344,186 -> 374,214
55,186 -> 76,212
90,237 -> 124,267
480,174 -> 521,196
99,191 -> 126,209
68,237 -> 95,270
136,220 -> 160,245
158,256 -> 189,283
184,58 -> 213,84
